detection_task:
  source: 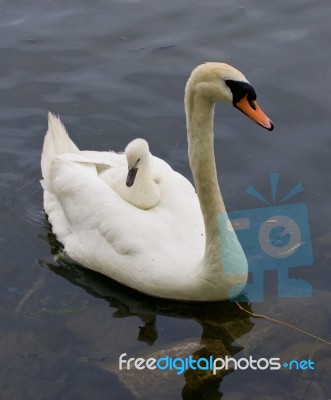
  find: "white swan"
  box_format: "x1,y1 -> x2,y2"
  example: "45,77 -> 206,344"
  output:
41,62 -> 273,301
101,138 -> 161,210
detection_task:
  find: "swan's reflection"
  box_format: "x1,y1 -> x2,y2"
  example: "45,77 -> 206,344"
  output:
41,226 -> 254,399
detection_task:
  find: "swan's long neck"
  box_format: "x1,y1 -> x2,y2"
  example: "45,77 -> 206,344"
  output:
186,93 -> 226,214
185,89 -> 228,268
185,85 -> 247,281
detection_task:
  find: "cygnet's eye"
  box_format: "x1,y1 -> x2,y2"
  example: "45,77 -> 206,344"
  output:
134,157 -> 141,167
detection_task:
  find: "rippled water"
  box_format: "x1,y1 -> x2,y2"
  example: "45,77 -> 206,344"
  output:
1,0 -> 331,399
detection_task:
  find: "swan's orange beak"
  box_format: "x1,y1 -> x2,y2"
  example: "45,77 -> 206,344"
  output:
235,94 -> 274,131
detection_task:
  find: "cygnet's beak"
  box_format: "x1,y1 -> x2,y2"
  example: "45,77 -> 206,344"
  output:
126,167 -> 138,187
235,94 -> 274,131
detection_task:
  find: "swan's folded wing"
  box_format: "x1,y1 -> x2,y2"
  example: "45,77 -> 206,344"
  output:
47,156 -> 145,250
49,151 -> 128,178
81,150 -> 126,166
45,156 -> 204,282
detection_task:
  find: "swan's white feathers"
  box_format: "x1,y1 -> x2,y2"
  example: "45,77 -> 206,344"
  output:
42,114 -> 207,298
41,112 -> 79,188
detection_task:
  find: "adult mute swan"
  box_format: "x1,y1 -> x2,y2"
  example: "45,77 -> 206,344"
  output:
41,62 -> 273,301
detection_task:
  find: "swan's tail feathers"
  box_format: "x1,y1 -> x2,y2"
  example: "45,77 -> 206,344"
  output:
41,112 -> 79,187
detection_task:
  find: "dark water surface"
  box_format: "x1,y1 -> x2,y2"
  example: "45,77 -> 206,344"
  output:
1,0 -> 331,399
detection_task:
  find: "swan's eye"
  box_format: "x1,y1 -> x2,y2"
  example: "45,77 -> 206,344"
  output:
225,80 -> 257,108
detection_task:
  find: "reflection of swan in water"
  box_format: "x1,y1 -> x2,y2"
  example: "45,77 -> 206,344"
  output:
41,226 -> 254,399
41,63 -> 273,301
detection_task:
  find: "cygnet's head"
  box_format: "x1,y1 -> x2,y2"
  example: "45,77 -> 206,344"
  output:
125,138 -> 150,187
